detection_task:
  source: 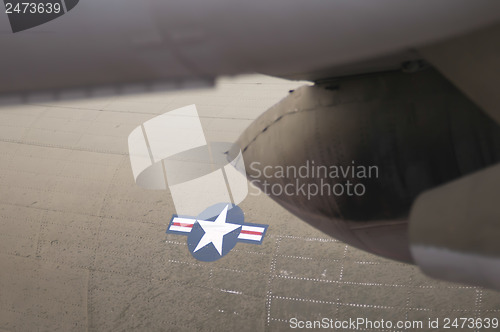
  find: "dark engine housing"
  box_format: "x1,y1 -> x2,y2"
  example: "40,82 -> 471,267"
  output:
231,68 -> 500,262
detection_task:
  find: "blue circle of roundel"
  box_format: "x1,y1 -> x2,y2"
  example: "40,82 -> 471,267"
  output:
187,203 -> 244,262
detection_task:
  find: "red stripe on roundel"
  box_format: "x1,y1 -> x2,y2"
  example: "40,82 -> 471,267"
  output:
240,230 -> 262,236
173,222 -> 193,228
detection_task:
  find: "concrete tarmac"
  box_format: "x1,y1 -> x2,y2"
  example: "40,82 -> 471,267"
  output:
0,75 -> 498,331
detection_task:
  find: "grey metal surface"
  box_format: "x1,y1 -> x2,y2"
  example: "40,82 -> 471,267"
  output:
2,1 -> 500,96
232,69 -> 500,264
419,22 -> 500,125
0,75 -> 499,331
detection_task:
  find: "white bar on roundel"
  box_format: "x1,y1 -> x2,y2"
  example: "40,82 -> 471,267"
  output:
171,217 -> 196,225
238,233 -> 262,242
169,225 -> 192,233
241,225 -> 265,233
239,225 -> 264,242
169,217 -> 196,233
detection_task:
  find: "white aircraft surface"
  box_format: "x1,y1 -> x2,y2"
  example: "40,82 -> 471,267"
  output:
1,1 -> 500,331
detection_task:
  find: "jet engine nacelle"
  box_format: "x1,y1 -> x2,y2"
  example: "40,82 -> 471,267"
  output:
231,68 -> 500,266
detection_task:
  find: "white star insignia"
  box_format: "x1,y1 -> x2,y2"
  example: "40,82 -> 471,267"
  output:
194,205 -> 242,255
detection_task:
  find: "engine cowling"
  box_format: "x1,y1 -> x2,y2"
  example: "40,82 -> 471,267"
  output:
230,68 -> 500,263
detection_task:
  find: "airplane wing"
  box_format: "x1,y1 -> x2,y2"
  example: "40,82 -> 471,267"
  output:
1,0 -> 500,293
1,0 -> 500,98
